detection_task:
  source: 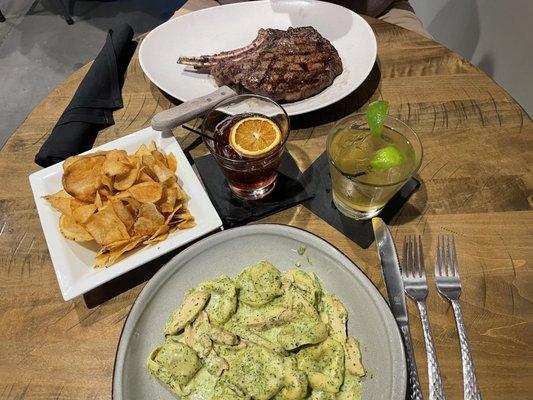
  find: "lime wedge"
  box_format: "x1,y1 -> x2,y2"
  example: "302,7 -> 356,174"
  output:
370,146 -> 405,170
367,100 -> 389,137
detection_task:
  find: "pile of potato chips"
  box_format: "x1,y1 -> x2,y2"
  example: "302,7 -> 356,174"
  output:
44,142 -> 195,268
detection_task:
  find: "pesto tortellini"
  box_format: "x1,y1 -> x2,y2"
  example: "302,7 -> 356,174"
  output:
148,261 -> 365,400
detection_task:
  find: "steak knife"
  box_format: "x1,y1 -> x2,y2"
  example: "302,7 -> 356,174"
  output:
372,217 -> 423,400
151,86 -> 237,131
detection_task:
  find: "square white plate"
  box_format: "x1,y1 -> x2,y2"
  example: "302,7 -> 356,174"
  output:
29,128 -> 222,301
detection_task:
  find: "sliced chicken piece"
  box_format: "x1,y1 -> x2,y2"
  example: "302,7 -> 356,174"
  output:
204,350 -> 229,377
319,293 -> 347,342
165,290 -> 210,335
344,336 -> 365,377
225,320 -> 288,355
285,289 -> 319,318
184,311 -> 212,357
282,270 -> 322,305
242,305 -> 297,330
207,323 -> 238,346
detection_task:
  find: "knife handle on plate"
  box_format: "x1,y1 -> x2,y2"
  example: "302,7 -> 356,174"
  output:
400,324 -> 424,400
151,86 -> 235,131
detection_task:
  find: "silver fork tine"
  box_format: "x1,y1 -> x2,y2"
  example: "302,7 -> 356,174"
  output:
442,236 -> 451,276
403,236 -> 409,276
410,236 -> 416,278
417,236 -> 424,278
450,235 -> 459,277
407,235 -> 413,277
435,235 -> 441,277
442,235 -> 450,276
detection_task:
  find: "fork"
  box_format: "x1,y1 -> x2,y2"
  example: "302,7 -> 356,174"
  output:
435,235 -> 482,400
403,235 -> 446,400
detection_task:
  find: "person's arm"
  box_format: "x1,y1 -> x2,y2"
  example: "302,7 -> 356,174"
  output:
323,0 -> 395,17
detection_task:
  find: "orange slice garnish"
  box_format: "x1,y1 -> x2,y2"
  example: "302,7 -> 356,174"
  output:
229,117 -> 282,158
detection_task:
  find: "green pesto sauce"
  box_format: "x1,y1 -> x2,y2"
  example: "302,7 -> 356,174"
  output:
148,261 -> 364,400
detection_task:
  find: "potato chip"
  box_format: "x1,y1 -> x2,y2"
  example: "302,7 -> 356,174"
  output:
44,189 -> 73,216
175,184 -> 187,201
144,224 -> 170,244
166,153 -> 177,172
72,203 -> 97,224
145,153 -> 174,183
94,235 -> 146,268
101,174 -> 114,191
59,215 -> 93,241
85,204 -> 130,245
98,187 -> 113,201
151,150 -> 168,167
102,238 -> 132,250
63,156 -> 82,171
174,211 -> 193,221
46,142 -> 194,268
103,150 -> 131,177
62,155 -> 105,202
138,170 -> 155,183
63,152 -> 109,172
159,186 -> 177,214
111,199 -> 134,231
121,196 -> 141,216
133,203 -> 165,236
144,231 -> 169,245
94,191 -> 103,209
114,157 -> 141,191
129,182 -> 163,203
165,203 -> 183,224
177,220 -> 196,229
135,144 -> 151,157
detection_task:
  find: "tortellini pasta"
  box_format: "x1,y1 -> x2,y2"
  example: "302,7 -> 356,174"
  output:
148,262 -> 365,400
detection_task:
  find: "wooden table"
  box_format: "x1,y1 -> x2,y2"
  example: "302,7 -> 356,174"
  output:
1,1 -> 532,398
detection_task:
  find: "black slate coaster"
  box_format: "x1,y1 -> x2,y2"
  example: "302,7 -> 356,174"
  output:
302,152 -> 420,249
195,152 -> 314,228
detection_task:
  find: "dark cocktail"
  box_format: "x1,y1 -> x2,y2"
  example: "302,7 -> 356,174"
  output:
202,95 -> 290,200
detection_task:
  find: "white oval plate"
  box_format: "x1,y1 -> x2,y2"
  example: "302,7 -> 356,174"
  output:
113,224 -> 406,400
139,0 -> 377,116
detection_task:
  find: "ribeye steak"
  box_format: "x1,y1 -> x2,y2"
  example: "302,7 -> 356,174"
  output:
178,27 -> 343,102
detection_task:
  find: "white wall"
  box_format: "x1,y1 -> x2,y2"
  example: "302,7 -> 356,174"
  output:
411,0 -> 533,117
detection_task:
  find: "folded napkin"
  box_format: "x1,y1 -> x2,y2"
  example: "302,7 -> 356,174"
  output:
195,152 -> 314,228
35,23 -> 136,167
302,152 -> 420,248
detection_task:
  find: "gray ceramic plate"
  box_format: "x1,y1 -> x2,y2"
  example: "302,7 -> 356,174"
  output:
113,224 -> 406,399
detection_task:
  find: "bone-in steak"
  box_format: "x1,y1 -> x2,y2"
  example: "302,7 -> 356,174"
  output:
178,27 -> 343,102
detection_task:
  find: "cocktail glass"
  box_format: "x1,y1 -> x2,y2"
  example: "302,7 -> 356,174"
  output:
202,94 -> 290,200
327,113 -> 422,220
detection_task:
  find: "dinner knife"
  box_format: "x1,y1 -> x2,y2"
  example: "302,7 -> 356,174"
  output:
372,217 -> 423,400
151,86 -> 237,131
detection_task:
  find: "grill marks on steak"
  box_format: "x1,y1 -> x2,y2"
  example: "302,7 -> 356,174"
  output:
178,27 -> 343,102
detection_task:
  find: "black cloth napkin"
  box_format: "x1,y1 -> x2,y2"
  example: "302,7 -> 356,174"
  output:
302,152 -> 420,249
35,23 -> 136,167
195,152 -> 314,228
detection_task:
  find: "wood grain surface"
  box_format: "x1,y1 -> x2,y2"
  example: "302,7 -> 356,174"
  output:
1,1 -> 532,399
